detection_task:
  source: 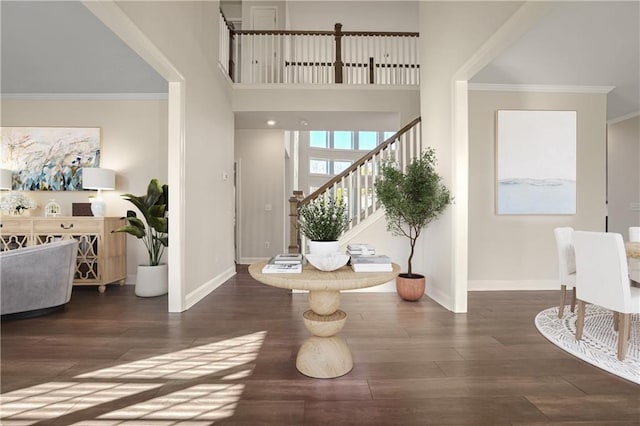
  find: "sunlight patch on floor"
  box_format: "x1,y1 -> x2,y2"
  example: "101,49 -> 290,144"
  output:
0,382 -> 161,425
0,331 -> 267,425
76,331 -> 266,380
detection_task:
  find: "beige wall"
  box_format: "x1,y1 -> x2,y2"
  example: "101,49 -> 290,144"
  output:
468,90 -> 607,288
608,115 -> 640,238
116,1 -> 236,307
235,129 -> 286,261
1,99 -> 168,282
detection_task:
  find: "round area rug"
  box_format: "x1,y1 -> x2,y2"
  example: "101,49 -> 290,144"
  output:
535,305 -> 640,384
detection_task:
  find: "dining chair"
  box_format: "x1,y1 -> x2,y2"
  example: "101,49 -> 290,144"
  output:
573,231 -> 640,361
554,227 -> 576,318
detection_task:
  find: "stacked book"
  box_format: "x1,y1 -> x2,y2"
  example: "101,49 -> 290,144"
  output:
350,254 -> 392,272
262,253 -> 303,274
346,243 -> 376,256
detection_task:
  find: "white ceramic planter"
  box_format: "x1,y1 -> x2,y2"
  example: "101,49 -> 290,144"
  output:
135,264 -> 168,297
307,240 -> 340,256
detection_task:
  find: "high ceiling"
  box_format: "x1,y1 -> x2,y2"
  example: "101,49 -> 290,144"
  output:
471,1 -> 639,121
0,1 -> 166,94
1,1 -> 638,122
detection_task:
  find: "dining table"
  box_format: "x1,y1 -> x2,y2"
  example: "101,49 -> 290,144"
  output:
625,241 -> 640,286
625,241 -> 640,259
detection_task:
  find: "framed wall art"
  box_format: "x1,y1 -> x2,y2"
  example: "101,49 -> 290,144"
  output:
495,110 -> 577,215
0,127 -> 101,191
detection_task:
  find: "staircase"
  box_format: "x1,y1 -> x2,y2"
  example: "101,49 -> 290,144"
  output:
289,117 -> 422,253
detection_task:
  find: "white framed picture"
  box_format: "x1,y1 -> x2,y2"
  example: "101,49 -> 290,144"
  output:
495,110 -> 577,215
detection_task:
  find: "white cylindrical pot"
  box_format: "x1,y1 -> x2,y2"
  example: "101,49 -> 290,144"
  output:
135,264 -> 168,297
307,240 -> 340,256
629,227 -> 640,242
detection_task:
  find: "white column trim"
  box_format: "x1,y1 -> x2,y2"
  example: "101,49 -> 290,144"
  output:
83,0 -> 187,312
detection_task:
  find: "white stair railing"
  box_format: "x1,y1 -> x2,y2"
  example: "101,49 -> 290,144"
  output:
288,117 -> 422,253
219,17 -> 420,86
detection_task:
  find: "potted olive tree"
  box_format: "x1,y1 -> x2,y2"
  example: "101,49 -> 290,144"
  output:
298,195 -> 349,255
374,148 -> 452,301
114,179 -> 169,297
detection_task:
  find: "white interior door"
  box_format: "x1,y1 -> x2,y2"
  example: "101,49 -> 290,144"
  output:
250,6 -> 277,83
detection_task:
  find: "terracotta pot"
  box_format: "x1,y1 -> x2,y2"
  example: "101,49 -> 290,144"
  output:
396,273 -> 425,301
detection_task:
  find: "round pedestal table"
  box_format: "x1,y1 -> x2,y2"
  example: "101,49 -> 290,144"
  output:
248,261 -> 400,379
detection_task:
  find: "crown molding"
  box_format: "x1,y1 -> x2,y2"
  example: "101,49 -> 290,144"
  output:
468,83 -> 615,94
0,93 -> 168,101
608,110 -> 640,125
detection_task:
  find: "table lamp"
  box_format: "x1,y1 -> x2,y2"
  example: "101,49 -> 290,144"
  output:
0,169 -> 12,190
82,168 -> 115,217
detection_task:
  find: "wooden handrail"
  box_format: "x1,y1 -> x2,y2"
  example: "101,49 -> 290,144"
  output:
229,29 -> 418,38
233,29 -> 335,36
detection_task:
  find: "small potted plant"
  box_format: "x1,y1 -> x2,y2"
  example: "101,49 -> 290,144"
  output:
374,148 -> 452,301
298,195 -> 349,255
114,179 -> 168,297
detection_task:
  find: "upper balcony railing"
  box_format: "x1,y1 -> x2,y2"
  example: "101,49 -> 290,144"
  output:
219,12 -> 420,86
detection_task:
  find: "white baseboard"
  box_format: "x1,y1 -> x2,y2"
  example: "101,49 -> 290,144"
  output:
468,279 -> 558,291
184,266 -> 237,310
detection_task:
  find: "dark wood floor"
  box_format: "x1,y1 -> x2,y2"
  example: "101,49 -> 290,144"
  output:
1,265 -> 639,425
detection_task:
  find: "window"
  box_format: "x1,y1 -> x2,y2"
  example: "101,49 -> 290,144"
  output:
310,159 -> 329,175
358,131 -> 377,151
333,160 -> 351,175
308,131 -> 394,150
334,131 -> 353,150
310,131 -> 328,148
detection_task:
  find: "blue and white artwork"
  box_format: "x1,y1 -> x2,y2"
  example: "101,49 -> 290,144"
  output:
496,110 -> 577,215
0,127 -> 101,191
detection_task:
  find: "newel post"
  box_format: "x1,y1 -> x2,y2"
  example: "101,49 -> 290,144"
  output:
288,190 -> 305,254
334,23 -> 344,84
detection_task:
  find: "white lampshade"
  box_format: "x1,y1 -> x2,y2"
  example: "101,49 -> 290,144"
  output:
82,168 -> 116,217
0,168 -> 12,190
82,168 -> 115,190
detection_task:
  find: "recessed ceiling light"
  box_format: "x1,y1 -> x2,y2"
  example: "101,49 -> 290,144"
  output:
266,120 -> 276,126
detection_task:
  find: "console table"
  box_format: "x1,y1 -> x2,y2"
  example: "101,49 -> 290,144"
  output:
0,216 -> 126,293
249,261 -> 400,378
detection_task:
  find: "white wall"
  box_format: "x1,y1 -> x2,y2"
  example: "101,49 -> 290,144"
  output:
286,1 -> 419,32
468,90 -> 608,289
235,129 -> 286,262
608,115 -> 640,237
232,86 -> 420,126
418,1 -> 522,312
1,99 -> 168,283
115,1 -> 236,309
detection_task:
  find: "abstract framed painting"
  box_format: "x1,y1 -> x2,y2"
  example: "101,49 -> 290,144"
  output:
0,127 -> 101,191
495,110 -> 577,215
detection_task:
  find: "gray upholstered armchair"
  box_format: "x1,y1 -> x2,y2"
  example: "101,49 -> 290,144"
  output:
1,239 -> 78,318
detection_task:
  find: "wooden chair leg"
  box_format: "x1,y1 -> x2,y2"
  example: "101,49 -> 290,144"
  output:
558,284 -> 567,318
617,313 -> 630,361
575,300 -> 586,340
570,288 -> 576,313
613,312 -> 619,332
